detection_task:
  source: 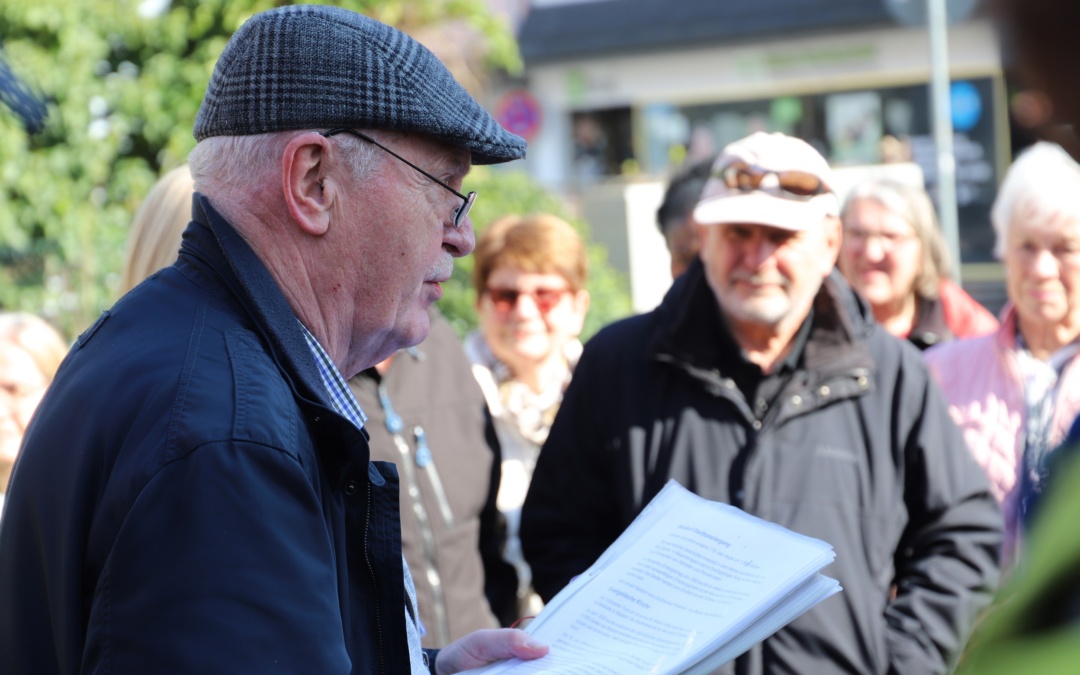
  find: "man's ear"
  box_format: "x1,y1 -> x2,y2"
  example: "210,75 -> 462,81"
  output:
282,133 -> 333,236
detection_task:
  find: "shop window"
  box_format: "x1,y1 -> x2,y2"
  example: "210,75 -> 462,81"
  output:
653,78 -> 1000,263
570,108 -> 634,180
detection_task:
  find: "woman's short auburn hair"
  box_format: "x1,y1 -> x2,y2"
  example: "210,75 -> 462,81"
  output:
472,213 -> 588,294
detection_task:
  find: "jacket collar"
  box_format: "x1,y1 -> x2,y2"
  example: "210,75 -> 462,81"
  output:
654,258 -> 874,377
907,294 -> 951,350
187,194 -> 335,407
994,303 -> 1020,352
803,270 -> 876,376
182,194 -> 369,480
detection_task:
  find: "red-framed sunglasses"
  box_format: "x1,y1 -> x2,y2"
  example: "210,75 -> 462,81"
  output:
485,287 -> 569,314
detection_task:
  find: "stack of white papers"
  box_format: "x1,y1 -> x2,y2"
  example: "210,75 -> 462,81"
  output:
467,480 -> 841,674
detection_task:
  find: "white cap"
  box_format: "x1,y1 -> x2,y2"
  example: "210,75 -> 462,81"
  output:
693,132 -> 839,231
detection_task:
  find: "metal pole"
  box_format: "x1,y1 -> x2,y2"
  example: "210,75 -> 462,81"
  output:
928,0 -> 962,283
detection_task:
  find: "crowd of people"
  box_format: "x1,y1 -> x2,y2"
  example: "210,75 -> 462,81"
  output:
524,131 -> 1000,674
1,1 -> 1079,673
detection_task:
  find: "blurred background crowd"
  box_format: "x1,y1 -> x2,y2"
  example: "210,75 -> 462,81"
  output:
3,0 -> 1080,670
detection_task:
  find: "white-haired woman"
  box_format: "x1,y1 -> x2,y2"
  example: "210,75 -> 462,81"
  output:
926,142 -> 1080,565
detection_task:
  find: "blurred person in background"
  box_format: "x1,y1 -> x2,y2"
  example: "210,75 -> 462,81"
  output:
349,312 -> 518,641
522,132 -> 1001,674
925,141 -> 1080,566
0,312 -> 67,512
463,213 -> 590,620
118,165 -> 194,295
839,178 -> 998,349
953,3 -> 1080,671
656,153 -> 717,279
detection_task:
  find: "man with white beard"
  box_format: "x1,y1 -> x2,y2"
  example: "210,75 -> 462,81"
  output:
521,132 -> 1002,674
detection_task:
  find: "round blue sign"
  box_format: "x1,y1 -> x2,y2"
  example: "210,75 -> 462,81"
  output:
950,81 -> 982,132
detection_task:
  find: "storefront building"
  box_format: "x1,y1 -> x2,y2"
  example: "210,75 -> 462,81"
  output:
507,0 -> 1008,311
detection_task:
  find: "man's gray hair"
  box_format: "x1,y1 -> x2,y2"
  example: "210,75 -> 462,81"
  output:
188,130 -> 384,206
991,141 -> 1080,259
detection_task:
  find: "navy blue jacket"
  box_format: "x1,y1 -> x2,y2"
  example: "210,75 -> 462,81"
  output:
0,195 -> 415,674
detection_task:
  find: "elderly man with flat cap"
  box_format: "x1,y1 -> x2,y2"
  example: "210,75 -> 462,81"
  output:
522,132 -> 1003,674
0,6 -> 547,674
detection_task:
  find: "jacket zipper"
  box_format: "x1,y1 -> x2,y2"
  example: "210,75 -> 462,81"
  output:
361,479 -> 386,674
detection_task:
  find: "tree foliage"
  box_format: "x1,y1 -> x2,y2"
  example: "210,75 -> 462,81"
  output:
0,0 -> 624,345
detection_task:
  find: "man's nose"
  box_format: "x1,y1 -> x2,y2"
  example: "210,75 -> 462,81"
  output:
745,236 -> 780,268
445,217 -> 475,258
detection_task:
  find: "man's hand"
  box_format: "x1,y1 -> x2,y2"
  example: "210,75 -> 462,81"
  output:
435,628 -> 548,675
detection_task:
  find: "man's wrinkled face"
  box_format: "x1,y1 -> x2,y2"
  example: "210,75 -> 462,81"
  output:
330,132 -> 475,368
699,218 -> 840,335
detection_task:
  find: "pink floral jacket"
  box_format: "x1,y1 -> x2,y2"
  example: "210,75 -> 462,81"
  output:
925,304 -> 1080,563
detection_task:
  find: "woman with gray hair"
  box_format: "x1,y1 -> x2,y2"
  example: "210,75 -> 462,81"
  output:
838,177 -> 997,349
926,141 -> 1080,566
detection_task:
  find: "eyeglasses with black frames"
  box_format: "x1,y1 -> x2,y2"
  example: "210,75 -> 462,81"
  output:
321,128 -> 477,228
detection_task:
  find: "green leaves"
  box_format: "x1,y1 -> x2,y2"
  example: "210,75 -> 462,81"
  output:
0,0 -> 626,342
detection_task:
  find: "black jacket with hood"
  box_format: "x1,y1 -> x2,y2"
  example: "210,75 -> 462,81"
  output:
521,259 -> 1002,675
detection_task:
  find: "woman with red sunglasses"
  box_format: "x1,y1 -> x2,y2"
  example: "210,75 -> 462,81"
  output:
464,213 -> 590,623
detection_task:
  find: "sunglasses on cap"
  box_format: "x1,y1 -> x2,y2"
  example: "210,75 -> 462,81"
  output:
485,287 -> 569,314
716,163 -> 828,198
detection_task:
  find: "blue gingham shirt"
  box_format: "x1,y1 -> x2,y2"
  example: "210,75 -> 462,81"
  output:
301,325 -> 368,430
300,324 -> 428,674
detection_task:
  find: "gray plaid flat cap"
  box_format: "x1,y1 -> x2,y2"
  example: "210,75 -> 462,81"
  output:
194,5 -> 526,165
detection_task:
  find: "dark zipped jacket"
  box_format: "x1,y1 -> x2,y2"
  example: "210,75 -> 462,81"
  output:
0,195 -> 420,674
521,259 -> 1002,675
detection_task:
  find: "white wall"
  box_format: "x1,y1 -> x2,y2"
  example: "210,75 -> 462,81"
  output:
579,181 -> 672,314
